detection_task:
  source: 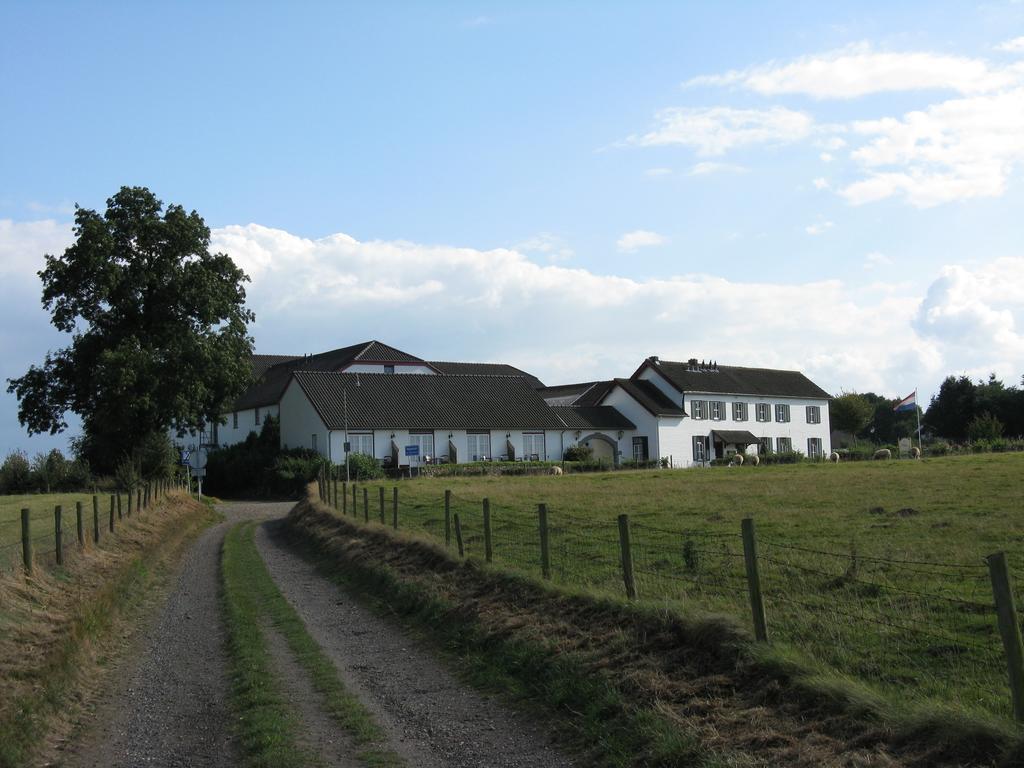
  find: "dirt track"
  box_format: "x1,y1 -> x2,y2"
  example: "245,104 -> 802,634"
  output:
58,501 -> 576,768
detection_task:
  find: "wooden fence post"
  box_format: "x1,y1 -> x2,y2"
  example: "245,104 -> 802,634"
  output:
117,492 -> 123,520
55,505 -> 63,566
352,484 -> 357,516
21,509 -> 31,573
618,514 -> 637,599
343,481 -> 348,515
93,496 -> 100,543
333,473 -> 339,510
127,489 -> 133,517
987,551 -> 1024,722
379,486 -> 385,524
483,498 -> 493,563
444,490 -> 452,547
454,513 -> 465,557
538,503 -> 551,580
363,487 -> 369,522
109,495 -> 115,533
137,487 -> 142,514
76,501 -> 84,547
741,518 -> 769,642
392,487 -> 399,530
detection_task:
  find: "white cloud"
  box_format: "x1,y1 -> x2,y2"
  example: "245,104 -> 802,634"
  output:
819,152 -> 834,163
644,167 -> 672,177
686,44 -> 1021,99
805,221 -> 833,235
996,37 -> 1024,54
461,15 -> 492,27
616,230 -> 667,252
513,232 -> 574,263
863,252 -> 892,270
913,259 -> 1024,364
689,161 -> 748,176
0,219 -> 74,280
624,106 -> 813,156
839,87 -> 1024,206
812,177 -> 830,190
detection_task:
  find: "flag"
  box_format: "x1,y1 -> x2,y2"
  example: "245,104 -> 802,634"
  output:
894,391 -> 917,413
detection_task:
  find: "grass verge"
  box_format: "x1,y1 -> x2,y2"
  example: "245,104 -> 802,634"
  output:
0,492 -> 214,768
222,521 -> 403,768
287,491 -> 1024,767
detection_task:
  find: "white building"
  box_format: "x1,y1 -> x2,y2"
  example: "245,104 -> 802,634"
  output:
174,341 -> 831,469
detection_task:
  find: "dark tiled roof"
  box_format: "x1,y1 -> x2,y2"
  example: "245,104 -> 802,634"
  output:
235,340 -> 424,410
551,406 -> 636,430
647,360 -> 831,399
428,361 -> 545,389
291,372 -> 564,430
538,381 -> 606,406
251,354 -> 300,379
612,378 -> 687,417
711,429 -> 760,446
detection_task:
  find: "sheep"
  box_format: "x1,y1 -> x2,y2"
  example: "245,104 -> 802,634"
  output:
732,453 -> 745,466
910,446 -> 921,459
549,466 -> 563,475
749,454 -> 760,466
828,451 -> 840,463
873,448 -> 892,460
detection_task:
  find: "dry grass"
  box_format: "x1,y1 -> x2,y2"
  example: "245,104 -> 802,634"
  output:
0,491 -> 214,768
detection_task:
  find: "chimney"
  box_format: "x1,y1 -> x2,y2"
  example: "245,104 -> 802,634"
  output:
649,355 -> 660,364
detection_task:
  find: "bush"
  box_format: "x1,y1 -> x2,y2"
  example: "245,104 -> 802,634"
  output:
346,453 -> 384,481
0,450 -> 33,494
563,444 -> 593,462
759,450 -> 805,465
968,412 -> 1004,442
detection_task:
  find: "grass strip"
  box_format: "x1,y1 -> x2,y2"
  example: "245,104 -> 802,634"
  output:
282,516 -> 721,768
0,497 -> 214,768
223,522 -> 404,768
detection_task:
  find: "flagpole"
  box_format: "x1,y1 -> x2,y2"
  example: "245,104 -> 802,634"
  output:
915,387 -> 922,452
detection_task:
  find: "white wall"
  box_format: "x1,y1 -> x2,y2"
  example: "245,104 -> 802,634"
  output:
169,404 -> 281,450
601,386 -> 662,461
279,380 -> 330,457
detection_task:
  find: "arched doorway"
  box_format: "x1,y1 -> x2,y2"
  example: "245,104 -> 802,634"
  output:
581,433 -> 618,465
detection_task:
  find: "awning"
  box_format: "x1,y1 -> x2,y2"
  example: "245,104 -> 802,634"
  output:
711,430 -> 760,446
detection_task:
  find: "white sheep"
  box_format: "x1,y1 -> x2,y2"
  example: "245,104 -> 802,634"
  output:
732,453 -> 745,466
749,454 -> 760,466
910,446 -> 921,459
550,466 -> 563,475
828,451 -> 840,463
873,448 -> 892,460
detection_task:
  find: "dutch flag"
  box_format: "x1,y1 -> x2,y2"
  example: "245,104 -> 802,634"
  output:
894,391 -> 917,413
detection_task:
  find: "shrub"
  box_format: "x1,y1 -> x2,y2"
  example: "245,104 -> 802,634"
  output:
759,450 -> 804,465
345,453 -> 384,481
967,412 -> 1004,442
563,444 -> 593,462
927,442 -> 950,456
0,450 -> 33,494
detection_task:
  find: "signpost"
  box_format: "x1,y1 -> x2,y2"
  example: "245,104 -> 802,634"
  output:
187,445 -> 208,502
405,444 -> 419,478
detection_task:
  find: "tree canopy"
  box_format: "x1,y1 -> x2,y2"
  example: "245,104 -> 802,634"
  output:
7,186 -> 254,472
829,392 -> 874,435
924,374 -> 1023,441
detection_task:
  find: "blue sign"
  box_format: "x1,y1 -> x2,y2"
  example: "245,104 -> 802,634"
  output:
404,444 -> 420,457
179,449 -> 191,466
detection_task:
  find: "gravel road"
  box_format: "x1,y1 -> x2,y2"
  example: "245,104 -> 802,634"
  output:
60,501 -> 292,768
255,517 -> 578,768
60,500 -> 576,768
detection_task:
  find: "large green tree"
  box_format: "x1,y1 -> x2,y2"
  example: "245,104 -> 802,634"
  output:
829,392 -> 874,436
7,187 -> 254,473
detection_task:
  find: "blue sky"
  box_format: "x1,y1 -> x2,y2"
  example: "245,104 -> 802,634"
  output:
2,1 -> 1024,455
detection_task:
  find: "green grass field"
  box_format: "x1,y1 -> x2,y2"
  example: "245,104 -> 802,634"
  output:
332,453 -> 1024,722
0,492 -> 105,571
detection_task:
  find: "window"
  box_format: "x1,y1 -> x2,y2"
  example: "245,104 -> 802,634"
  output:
691,399 -> 708,419
692,435 -> 710,463
311,433 -> 317,452
758,436 -> 772,455
632,436 -> 649,462
807,437 -> 823,458
349,433 -> 374,456
211,422 -> 219,446
467,432 -> 491,461
254,407 -> 261,426
409,432 -> 434,461
523,432 -> 545,461
710,401 -> 726,420
732,402 -> 748,421
806,405 -> 821,424
777,437 -> 793,453
232,411 -> 238,429
774,404 -> 790,423
755,403 -> 771,422
384,365 -> 395,374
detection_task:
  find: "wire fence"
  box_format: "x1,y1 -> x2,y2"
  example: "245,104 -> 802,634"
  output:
319,477 -> 1024,720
